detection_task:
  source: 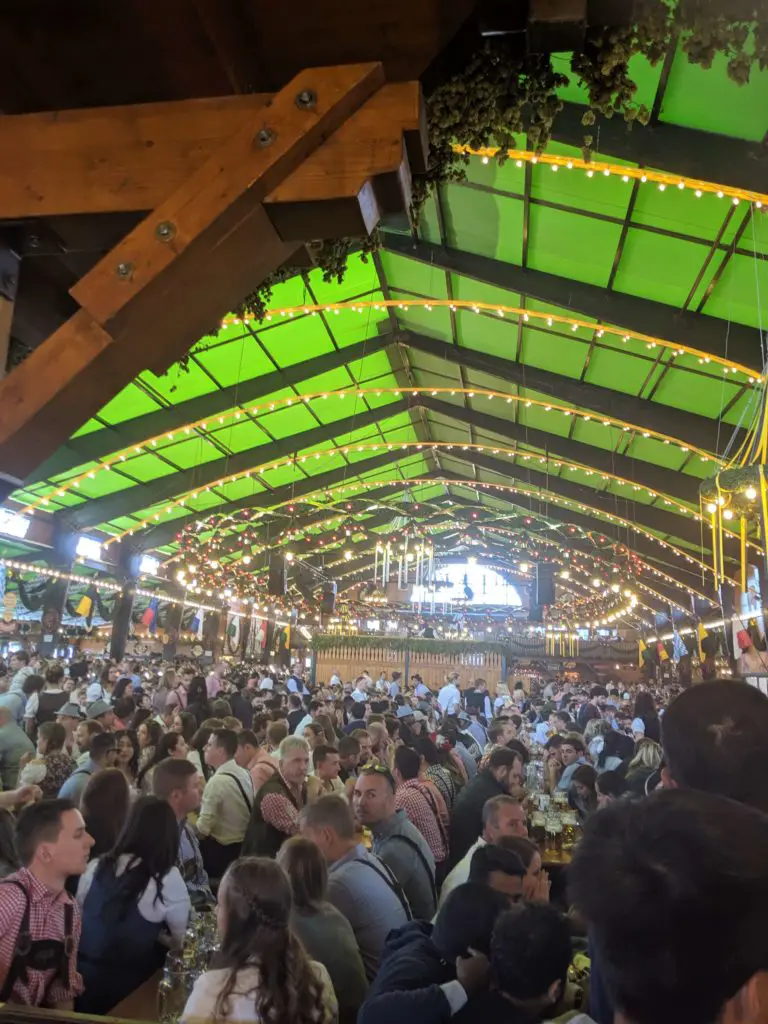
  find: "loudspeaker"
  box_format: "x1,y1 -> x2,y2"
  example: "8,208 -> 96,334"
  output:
535,564 -> 555,606
267,554 -> 287,596
321,582 -> 337,615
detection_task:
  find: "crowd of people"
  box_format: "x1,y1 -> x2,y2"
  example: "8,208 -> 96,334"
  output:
1,652 -> 768,1024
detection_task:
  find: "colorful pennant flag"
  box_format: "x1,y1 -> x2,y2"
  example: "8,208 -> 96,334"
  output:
142,597 -> 159,634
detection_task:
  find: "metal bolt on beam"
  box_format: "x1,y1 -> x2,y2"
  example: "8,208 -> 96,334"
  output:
295,89 -> 317,111
155,221 -> 176,243
115,262 -> 134,280
255,128 -> 276,148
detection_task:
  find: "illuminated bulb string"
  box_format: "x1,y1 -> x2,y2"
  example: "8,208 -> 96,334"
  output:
157,476 -> 731,598
454,146 -> 768,209
97,438 -> 733,547
17,384 -> 723,517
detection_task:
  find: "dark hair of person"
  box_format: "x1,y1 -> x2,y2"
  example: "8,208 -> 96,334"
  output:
304,722 -> 324,741
0,807 -> 20,871
385,718 -> 400,741
188,676 -> 209,707
597,729 -> 629,769
633,690 -> 656,719
314,713 -> 337,745
506,738 -> 530,766
39,721 -> 66,752
15,799 -> 76,865
487,747 -> 521,772
559,732 -> 586,754
569,789 -> 768,1024
13,650 -> 30,666
98,796 -> 178,915
554,711 -> 572,726
152,757 -> 197,801
432,882 -> 509,958
22,674 -> 45,697
191,720 -> 223,781
266,721 -> 288,749
312,744 -> 338,766
176,711 -> 198,743
112,678 -> 133,701
136,731 -> 186,788
495,834 -> 539,870
350,702 -> 366,721
139,718 -> 162,746
661,680 -> 768,812
299,794 -> 356,840
113,728 -> 140,777
45,664 -> 65,686
81,768 -> 131,857
238,729 -> 260,749
216,857 -> 327,1024
113,696 -> 136,722
596,770 -> 629,800
289,695 -> 302,710
491,903 -> 572,1002
90,731 -> 118,762
469,844 -> 526,885
394,744 -> 421,781
337,735 -> 360,759
213,728 -> 238,760
277,836 -> 328,911
211,698 -> 232,719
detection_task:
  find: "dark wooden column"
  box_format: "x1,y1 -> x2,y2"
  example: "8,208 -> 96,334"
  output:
110,547 -> 141,662
38,525 -> 77,657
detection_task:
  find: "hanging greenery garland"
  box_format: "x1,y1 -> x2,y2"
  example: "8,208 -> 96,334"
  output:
166,1 -> 766,376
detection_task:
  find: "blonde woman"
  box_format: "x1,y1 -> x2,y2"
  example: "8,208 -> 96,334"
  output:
181,857 -> 337,1024
625,738 -> 662,797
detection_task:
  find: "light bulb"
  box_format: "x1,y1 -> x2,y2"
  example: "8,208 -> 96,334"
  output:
745,487 -> 757,501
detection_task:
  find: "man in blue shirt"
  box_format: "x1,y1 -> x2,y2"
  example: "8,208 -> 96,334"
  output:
58,732 -> 117,807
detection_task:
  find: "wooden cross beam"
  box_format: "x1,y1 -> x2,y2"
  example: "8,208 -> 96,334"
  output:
0,65 -> 425,486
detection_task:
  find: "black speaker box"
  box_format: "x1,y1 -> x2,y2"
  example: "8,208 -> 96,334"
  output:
535,564 -> 555,606
321,581 -> 337,615
267,554 -> 287,596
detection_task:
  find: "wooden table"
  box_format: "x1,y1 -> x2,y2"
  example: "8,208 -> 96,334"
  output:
107,972 -> 162,1022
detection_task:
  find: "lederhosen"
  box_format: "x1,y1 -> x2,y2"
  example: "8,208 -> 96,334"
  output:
0,880 -> 73,1005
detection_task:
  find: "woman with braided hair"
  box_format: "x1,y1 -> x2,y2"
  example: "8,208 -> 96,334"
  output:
181,857 -> 338,1024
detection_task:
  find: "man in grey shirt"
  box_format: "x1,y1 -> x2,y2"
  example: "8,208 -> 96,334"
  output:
353,765 -> 437,921
58,731 -> 117,807
300,794 -> 409,981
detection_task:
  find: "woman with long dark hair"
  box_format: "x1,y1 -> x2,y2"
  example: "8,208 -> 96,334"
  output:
76,796 -> 190,1014
632,691 -> 661,743
278,837 -> 367,1024
113,728 -> 140,786
571,763 -> 599,819
137,730 -> 189,793
187,676 -> 212,727
181,857 -> 337,1024
137,718 -> 163,771
414,735 -> 463,809
173,709 -> 198,745
81,767 -> 131,858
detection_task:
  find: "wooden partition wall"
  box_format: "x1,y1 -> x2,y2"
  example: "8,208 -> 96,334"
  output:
313,641 -> 504,695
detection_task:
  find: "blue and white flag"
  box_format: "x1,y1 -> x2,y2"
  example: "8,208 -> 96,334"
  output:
190,605 -> 205,640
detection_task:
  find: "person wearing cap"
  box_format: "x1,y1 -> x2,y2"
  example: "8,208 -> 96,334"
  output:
85,699 -> 115,732
55,702 -> 84,760
396,704 -> 414,724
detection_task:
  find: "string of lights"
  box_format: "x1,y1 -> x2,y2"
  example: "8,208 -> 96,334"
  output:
452,145 -> 768,209
16,384 -> 722,518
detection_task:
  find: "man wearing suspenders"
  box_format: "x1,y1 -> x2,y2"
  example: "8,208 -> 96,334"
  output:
195,728 -> 254,879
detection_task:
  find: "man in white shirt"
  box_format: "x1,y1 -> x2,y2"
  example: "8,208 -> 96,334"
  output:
293,699 -> 322,735
375,672 -> 388,693
329,672 -> 342,689
351,677 -> 369,703
196,728 -> 254,878
438,794 -> 528,908
437,673 -> 462,715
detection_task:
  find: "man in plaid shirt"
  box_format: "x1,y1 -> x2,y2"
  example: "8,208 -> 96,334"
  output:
392,745 -> 449,872
0,798 -> 93,1007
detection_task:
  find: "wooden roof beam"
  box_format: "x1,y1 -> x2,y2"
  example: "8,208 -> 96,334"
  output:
0,67 -> 425,487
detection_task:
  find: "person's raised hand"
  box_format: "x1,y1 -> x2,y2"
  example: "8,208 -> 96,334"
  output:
455,948 -> 490,996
